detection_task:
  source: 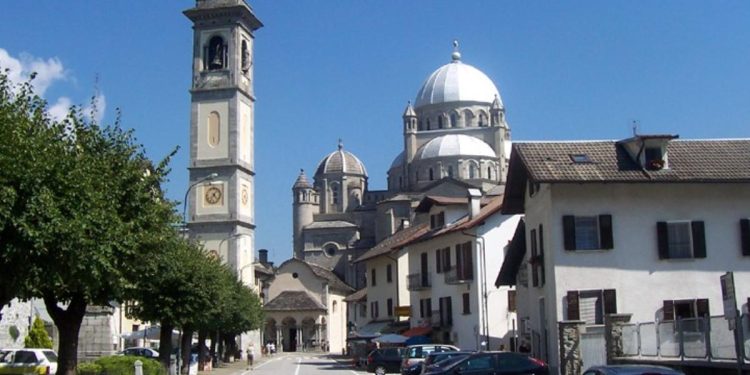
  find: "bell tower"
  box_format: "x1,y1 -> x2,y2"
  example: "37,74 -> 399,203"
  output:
183,0 -> 262,289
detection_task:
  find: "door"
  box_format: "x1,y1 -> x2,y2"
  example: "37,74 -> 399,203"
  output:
289,328 -> 297,352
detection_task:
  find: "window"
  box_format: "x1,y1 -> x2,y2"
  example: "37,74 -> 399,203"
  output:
439,296 -> 453,326
569,154 -> 592,164
563,215 -> 614,250
325,245 -> 337,256
508,290 -> 517,312
566,289 -> 616,324
455,242 -> 473,281
447,166 -> 454,178
459,354 -> 492,371
387,298 -> 393,317
663,299 -> 709,332
438,116 -> 443,129
462,293 -> 470,314
371,268 -> 377,286
331,183 -> 339,205
436,247 -> 451,273
741,219 -> 750,256
657,221 -> 706,259
419,298 -> 432,318
529,228 -> 543,287
430,212 -> 445,229
370,301 -> 379,319
469,164 -> 478,179
478,113 -> 488,127
450,114 -> 457,127
332,300 -> 337,313
429,168 -> 434,181
386,264 -> 393,283
206,36 -> 226,70
360,303 -> 367,318
207,111 -> 221,146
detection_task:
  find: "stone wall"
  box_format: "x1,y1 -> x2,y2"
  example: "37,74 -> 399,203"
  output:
78,305 -> 117,361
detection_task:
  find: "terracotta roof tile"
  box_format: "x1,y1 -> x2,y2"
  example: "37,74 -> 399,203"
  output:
264,291 -> 326,311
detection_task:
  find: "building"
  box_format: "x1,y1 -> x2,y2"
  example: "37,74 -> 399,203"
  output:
497,135 -> 750,372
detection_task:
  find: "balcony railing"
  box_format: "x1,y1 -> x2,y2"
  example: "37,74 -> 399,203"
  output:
407,273 -> 431,291
444,265 -> 473,284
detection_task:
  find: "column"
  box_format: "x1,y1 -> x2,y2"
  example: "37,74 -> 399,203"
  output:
605,313 -> 633,364
558,320 -> 586,375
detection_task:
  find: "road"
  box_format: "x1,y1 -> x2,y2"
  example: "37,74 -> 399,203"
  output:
240,353 -> 372,375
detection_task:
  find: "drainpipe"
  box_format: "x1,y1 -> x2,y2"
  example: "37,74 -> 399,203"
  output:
462,229 -> 488,349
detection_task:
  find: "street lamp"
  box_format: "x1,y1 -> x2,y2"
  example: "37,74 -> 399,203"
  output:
182,172 -> 219,225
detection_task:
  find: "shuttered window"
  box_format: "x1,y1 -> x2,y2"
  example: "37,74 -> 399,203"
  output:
566,289 -> 616,324
462,293 -> 471,314
662,299 -> 709,332
386,264 -> 393,283
387,298 -> 393,317
530,228 -> 538,287
508,290 -> 517,312
657,221 -> 706,259
563,215 -> 614,250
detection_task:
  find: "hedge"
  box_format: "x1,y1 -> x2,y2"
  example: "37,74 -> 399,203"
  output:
77,355 -> 165,375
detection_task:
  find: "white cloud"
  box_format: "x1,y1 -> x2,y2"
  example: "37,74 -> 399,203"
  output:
48,96 -> 73,122
0,48 -> 66,96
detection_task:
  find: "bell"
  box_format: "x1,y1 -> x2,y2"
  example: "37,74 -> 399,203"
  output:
210,51 -> 223,69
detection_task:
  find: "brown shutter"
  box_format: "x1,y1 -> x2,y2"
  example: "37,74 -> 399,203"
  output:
567,291 -> 580,320
696,299 -> 710,318
436,249 -> 442,273
603,289 -> 617,314
539,224 -> 546,286
691,221 -> 707,258
657,222 -> 669,259
508,290 -> 517,312
599,215 -> 614,249
563,215 -> 576,250
445,247 -> 452,269
663,300 -> 674,321
740,219 -> 750,256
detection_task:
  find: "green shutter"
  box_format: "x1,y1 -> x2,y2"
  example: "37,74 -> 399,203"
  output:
691,221 -> 706,258
563,215 -> 576,250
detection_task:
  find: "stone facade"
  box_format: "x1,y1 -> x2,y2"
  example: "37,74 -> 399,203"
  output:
558,320 -> 586,375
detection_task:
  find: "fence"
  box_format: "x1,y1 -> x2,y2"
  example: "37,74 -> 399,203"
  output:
618,314 -> 748,363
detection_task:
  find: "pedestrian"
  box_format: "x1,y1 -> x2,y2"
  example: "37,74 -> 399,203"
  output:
270,342 -> 276,355
265,341 -> 272,357
246,344 -> 255,369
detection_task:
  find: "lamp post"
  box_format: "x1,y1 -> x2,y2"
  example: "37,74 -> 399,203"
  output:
182,173 -> 219,225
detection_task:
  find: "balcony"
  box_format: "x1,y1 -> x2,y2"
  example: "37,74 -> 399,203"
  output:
407,273 -> 431,291
444,265 -> 473,284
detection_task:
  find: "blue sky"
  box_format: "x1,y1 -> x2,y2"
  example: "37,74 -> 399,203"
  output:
1,1 -> 748,266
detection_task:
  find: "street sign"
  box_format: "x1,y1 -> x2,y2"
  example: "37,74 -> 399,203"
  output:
395,306 -> 411,317
720,272 -> 738,322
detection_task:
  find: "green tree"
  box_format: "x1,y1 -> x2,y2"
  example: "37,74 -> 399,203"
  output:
0,70 -> 179,375
24,316 -> 53,349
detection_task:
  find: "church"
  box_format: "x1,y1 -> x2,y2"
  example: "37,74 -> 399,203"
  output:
261,40 -> 513,353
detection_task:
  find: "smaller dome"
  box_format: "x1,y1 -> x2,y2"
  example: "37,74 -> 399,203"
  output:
314,141 -> 368,177
415,134 -> 496,161
390,151 -> 405,170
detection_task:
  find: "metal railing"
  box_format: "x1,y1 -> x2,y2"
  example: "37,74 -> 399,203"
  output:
407,273 -> 431,291
443,265 -> 473,284
618,314 -> 749,363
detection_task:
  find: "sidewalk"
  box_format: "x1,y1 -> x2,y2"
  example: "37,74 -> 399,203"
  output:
196,353 -> 353,375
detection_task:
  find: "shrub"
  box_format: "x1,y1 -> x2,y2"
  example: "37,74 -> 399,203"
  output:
86,355 -> 165,375
76,362 -> 103,375
24,317 -> 53,349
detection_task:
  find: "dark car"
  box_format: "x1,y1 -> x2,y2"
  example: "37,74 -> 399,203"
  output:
421,351 -> 474,374
583,365 -> 685,375
401,344 -> 460,373
424,351 -> 549,375
367,347 -> 405,375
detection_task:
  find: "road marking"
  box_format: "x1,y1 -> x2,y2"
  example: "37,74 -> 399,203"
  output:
293,357 -> 301,375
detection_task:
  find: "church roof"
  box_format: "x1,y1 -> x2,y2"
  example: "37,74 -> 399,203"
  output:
264,291 -> 326,311
414,134 -> 497,161
305,221 -> 358,230
415,47 -> 501,108
306,262 -> 356,293
293,169 -> 312,189
343,287 -> 367,302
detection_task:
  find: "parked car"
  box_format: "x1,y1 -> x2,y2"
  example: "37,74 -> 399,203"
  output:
423,351 -> 548,375
0,350 -> 17,362
583,365 -> 685,375
0,348 -> 58,375
401,344 -> 459,374
120,347 -> 160,359
367,347 -> 405,375
420,351 -> 474,374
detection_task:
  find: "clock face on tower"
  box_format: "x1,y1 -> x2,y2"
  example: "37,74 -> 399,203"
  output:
205,186 -> 223,205
241,187 -> 249,206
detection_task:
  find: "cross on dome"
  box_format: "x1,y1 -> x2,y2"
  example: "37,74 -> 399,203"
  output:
451,39 -> 461,62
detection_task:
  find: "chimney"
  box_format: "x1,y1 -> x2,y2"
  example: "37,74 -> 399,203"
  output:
468,188 -> 482,219
401,219 -> 410,229
258,249 -> 268,265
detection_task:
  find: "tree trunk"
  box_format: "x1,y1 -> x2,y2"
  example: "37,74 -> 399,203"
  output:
181,327 -> 193,375
158,321 -> 174,371
197,330 -> 207,371
43,293 -> 86,375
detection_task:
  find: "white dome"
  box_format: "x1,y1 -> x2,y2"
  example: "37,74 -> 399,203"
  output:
415,59 -> 501,108
415,134 -> 496,161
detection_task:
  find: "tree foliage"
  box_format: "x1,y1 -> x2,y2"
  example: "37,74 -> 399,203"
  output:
24,316 -> 53,349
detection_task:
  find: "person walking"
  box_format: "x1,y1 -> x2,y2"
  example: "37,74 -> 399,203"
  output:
246,344 -> 255,369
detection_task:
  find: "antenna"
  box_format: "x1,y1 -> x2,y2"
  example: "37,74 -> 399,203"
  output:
631,120 -> 640,136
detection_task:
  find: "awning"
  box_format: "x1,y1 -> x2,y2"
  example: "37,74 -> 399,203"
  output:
401,326 -> 432,337
372,334 -> 407,344
348,321 -> 392,339
496,219 -> 526,287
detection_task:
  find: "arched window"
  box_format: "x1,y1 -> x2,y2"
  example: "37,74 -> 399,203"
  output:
332,300 -> 338,313
469,164 -> 478,179
331,183 -> 339,205
207,111 -> 220,146
478,112 -> 488,127
487,167 -> 493,180
464,110 -> 474,127
426,119 -> 431,130
399,176 -> 403,188
438,116 -> 443,129
450,114 -> 457,128
447,166 -> 454,178
207,36 -> 225,70
241,40 -> 251,74
429,168 -> 434,181
418,120 -> 423,130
